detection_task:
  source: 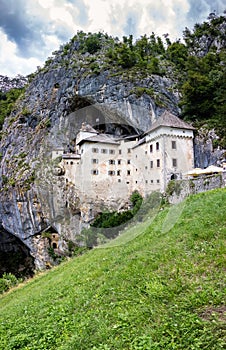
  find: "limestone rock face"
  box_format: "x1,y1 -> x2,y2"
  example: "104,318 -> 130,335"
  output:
194,128 -> 225,168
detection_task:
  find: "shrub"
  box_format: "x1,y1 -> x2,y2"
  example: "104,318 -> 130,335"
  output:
166,180 -> 183,196
0,273 -> 20,294
0,278 -> 8,294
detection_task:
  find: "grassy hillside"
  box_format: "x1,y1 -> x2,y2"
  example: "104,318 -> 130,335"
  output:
0,189 -> 225,350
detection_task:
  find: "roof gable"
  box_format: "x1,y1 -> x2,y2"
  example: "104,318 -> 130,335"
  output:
146,111 -> 195,134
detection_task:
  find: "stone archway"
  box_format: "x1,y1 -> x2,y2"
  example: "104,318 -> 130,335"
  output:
0,225 -> 35,277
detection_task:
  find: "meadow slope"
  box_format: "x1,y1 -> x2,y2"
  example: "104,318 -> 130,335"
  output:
0,189 -> 225,350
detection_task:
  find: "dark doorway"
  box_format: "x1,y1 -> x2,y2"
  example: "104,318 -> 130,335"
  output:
52,242 -> 57,249
171,174 -> 177,180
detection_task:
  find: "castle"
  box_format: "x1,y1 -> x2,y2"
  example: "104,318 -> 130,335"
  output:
52,111 -> 195,203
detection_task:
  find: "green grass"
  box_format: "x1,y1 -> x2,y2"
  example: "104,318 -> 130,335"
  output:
0,189 -> 225,349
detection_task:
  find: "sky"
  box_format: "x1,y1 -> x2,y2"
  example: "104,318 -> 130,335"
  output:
0,0 -> 225,77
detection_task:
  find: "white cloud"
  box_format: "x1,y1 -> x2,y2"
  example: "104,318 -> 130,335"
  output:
37,0 -> 55,8
83,0 -> 112,33
0,29 -> 42,77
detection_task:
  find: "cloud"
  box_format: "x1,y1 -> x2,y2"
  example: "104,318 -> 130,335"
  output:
0,0 -> 89,59
187,0 -> 225,24
0,0 -> 44,57
0,29 -> 42,77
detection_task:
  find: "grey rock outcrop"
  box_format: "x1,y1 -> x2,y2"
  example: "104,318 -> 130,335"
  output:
194,128 -> 225,168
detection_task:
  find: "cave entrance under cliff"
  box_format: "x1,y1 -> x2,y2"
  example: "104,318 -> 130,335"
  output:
0,225 -> 35,278
66,96 -> 141,142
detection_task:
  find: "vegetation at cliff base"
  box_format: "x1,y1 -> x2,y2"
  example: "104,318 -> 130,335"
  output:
0,189 -> 225,350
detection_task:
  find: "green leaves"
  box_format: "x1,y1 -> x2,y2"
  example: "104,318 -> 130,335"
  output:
0,88 -> 24,129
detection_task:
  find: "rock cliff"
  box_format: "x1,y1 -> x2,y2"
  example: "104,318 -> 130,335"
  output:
0,29 -> 225,271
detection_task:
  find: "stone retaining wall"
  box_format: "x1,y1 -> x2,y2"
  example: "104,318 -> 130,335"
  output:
168,173 -> 225,204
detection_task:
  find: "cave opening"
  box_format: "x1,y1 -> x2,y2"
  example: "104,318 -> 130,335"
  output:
65,96 -> 141,144
0,225 -> 35,278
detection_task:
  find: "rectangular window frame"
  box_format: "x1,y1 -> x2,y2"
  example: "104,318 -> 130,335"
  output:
172,140 -> 177,150
172,158 -> 177,167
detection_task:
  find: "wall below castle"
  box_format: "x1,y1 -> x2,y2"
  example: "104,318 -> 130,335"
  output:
168,174 -> 224,204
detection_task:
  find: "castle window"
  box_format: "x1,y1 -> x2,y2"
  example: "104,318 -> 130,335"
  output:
92,148 -> 99,153
109,159 -> 115,165
118,159 -> 121,165
128,148 -> 131,153
172,158 -> 177,167
127,159 -> 131,164
136,181 -> 138,184
92,159 -> 99,164
118,179 -> 121,183
70,161 -> 73,165
145,166 -> 148,170
172,141 -> 177,149
127,170 -> 131,175
119,149 -> 122,154
109,149 -> 115,154
151,180 -> 153,183
101,149 -> 108,154
157,179 -> 160,183
157,159 -> 160,167
150,144 -> 153,153
91,169 -> 99,175
145,180 -> 148,184
117,170 -> 121,176
156,142 -> 159,150
52,242 -> 57,249
145,151 -> 147,154
108,170 -> 115,176
150,161 -> 153,168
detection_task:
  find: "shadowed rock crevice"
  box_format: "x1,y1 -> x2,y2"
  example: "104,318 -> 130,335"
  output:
0,225 -> 35,277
